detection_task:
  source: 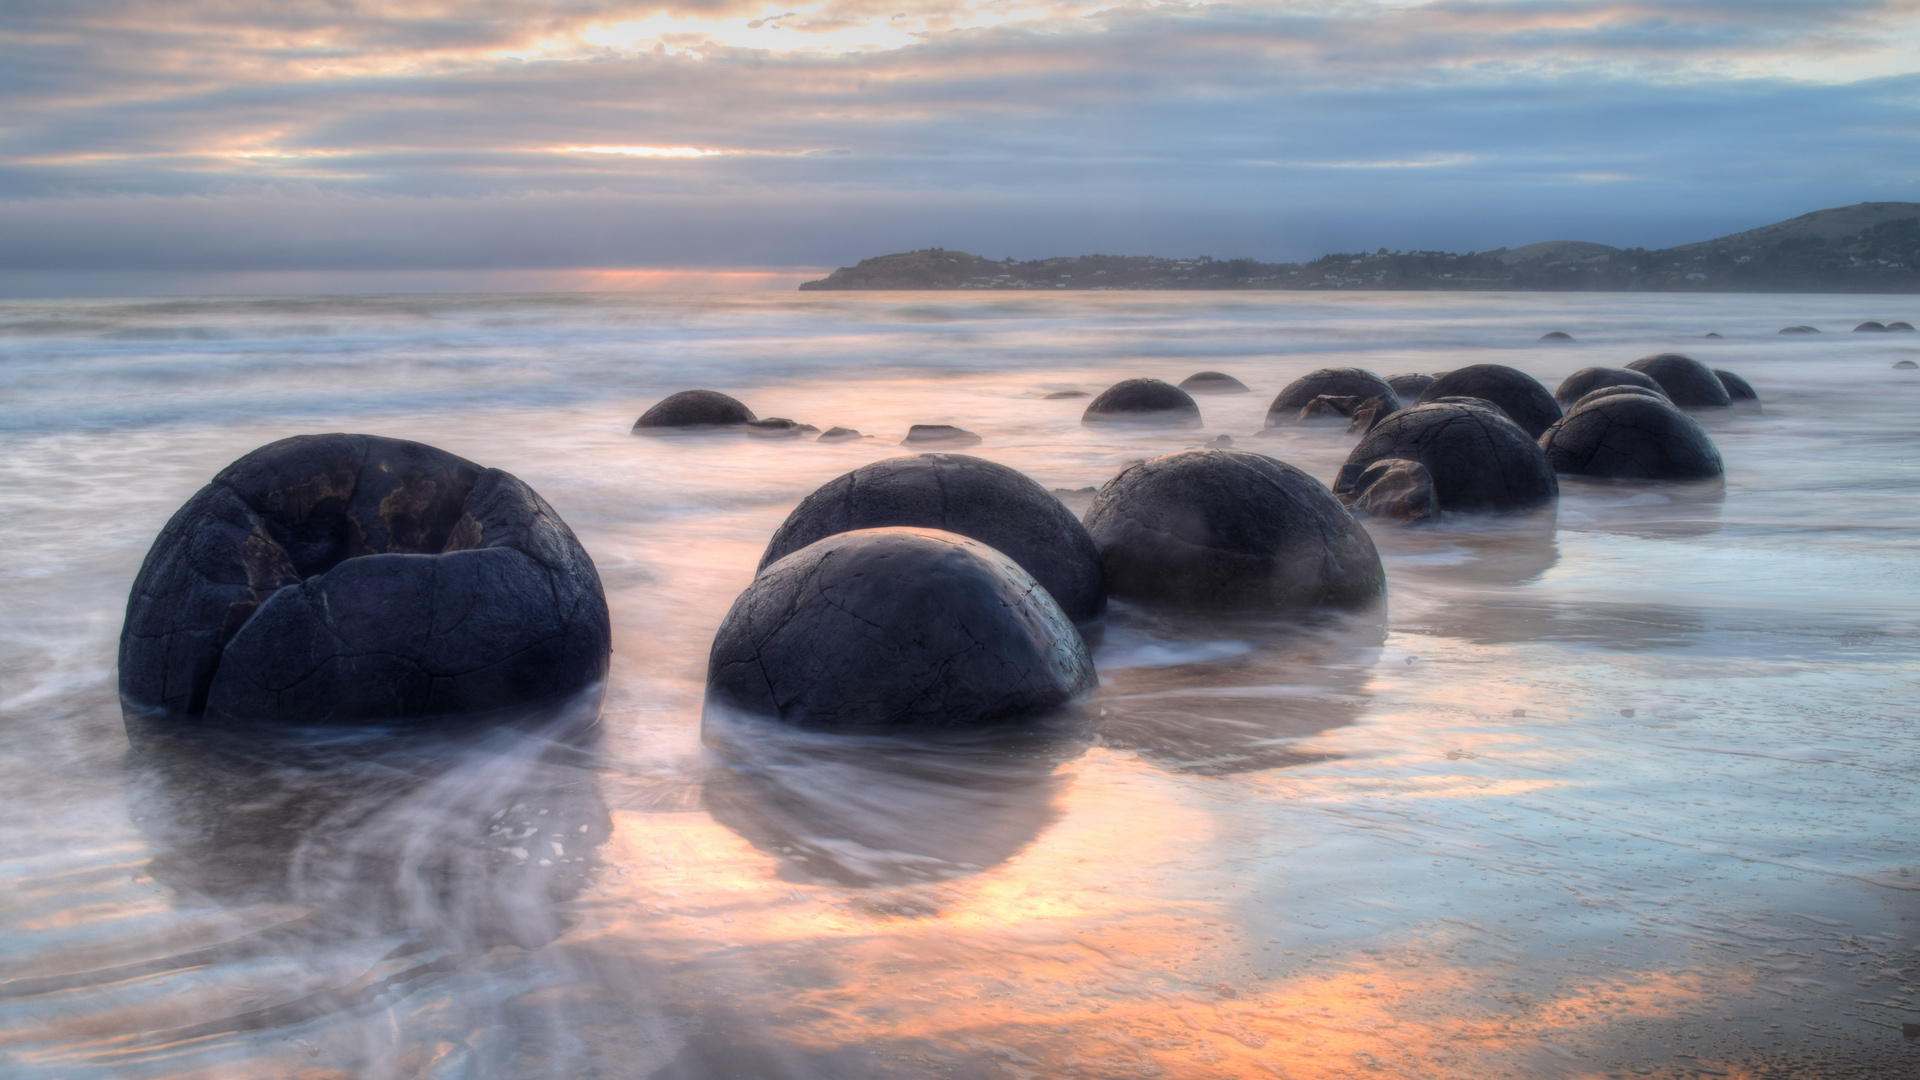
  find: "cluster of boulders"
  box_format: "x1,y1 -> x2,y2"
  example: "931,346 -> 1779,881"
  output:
633,389 -> 981,446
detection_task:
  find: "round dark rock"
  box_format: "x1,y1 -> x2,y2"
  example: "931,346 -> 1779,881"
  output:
706,528 -> 1095,732
1778,325 -> 1819,335
1416,364 -> 1561,438
1855,321 -> 1890,333
1554,366 -> 1665,406
759,454 -> 1105,624
1082,379 -> 1202,425
1267,369 -> 1400,426
120,434 -> 611,726
1570,385 -> 1668,411
1081,449 -> 1384,611
1540,395 -> 1724,480
1179,371 -> 1251,394
633,389 -> 755,431
817,426 -> 866,442
903,424 -> 981,446
1539,331 -> 1575,342
1895,360 -> 1918,370
1385,373 -> 1437,400
1714,369 -> 1758,402
1705,333 -> 1724,339
1044,390 -> 1091,399
1889,322 -> 1915,332
1335,402 -> 1558,514
1625,353 -> 1731,408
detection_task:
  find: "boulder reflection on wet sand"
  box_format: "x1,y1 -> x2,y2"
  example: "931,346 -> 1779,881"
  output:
700,707 -> 1090,887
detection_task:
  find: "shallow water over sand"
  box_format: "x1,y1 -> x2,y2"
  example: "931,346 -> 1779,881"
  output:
2,291 -> 1918,1079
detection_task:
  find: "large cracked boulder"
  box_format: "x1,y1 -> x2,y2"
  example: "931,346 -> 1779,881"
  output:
120,434 -> 611,726
1336,402 -> 1558,513
1625,353 -> 1731,408
1267,369 -> 1400,426
633,390 -> 755,431
758,454 -> 1105,624
706,528 -> 1095,732
1539,394 -> 1724,480
1081,449 -> 1384,610
1416,364 -> 1562,438
1554,366 -> 1665,407
1082,379 -> 1203,426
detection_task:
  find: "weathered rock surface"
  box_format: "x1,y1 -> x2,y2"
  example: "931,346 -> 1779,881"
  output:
1539,395 -> 1724,480
1385,373 -> 1437,400
903,424 -> 982,446
1714,369 -> 1759,402
1336,402 -> 1558,513
1298,394 -> 1363,422
633,390 -> 755,431
1267,369 -> 1400,426
1081,449 -> 1384,610
1339,457 -> 1438,525
120,434 -> 611,726
706,528 -> 1095,732
1554,366 -> 1666,406
1179,371 -> 1252,394
758,453 -> 1106,624
1347,395 -> 1395,435
1416,364 -> 1562,438
1082,379 -> 1203,425
1625,353 -> 1732,408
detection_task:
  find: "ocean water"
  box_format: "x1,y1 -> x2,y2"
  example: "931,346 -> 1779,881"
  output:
1,290 -> 1917,1079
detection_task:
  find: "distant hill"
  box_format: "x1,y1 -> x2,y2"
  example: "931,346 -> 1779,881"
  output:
798,202 -> 1920,293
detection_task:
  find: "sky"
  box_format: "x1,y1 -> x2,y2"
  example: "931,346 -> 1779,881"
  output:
2,0 -> 1918,293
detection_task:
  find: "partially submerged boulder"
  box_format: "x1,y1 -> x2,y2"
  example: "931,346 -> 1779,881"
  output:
1895,360 -> 1918,370
1338,457 -> 1438,526
1625,353 -> 1731,408
1385,373 -> 1437,400
1554,366 -> 1665,407
746,418 -> 819,438
1539,395 -> 1724,480
633,390 -> 755,431
1416,364 -> 1562,438
1081,449 -> 1384,611
706,528 -> 1095,732
1347,395 -> 1396,435
1714,369 -> 1759,403
1855,321 -> 1890,333
759,454 -> 1106,624
1082,379 -> 1203,426
1178,371 -> 1251,394
1335,402 -> 1558,513
817,426 -> 866,442
1267,369 -> 1399,426
1539,331 -> 1575,342
1889,322 -> 1915,332
120,434 -> 611,726
903,424 -> 981,446
1778,325 -> 1819,335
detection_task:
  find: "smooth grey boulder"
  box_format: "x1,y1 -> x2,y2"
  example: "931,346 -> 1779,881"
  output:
1714,369 -> 1759,402
1267,369 -> 1400,426
1570,385 -> 1668,411
706,528 -> 1095,732
1385,373 -> 1436,400
1082,379 -> 1203,425
1895,360 -> 1919,370
1539,395 -> 1724,480
633,390 -> 754,431
1416,364 -> 1562,438
758,454 -> 1105,624
1081,449 -> 1384,611
1554,366 -> 1665,406
903,424 -> 981,446
1539,331 -> 1575,342
120,434 -> 610,726
1889,322 -> 1915,332
1856,322 -> 1890,333
1336,402 -> 1558,513
1179,371 -> 1251,394
1339,457 -> 1437,525
1779,325 -> 1819,334
1625,353 -> 1731,408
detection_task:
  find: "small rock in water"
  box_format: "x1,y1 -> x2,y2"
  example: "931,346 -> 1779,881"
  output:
1082,378 -> 1204,426
1704,332 -> 1723,338
1888,321 -> 1915,331
746,417 -> 819,438
1201,434 -> 1234,447
817,426 -> 865,442
1539,331 -> 1574,342
1778,325 -> 1820,334
633,389 -> 755,431
902,424 -> 981,446
1895,360 -> 1918,370
1044,390 -> 1091,399
1855,321 -> 1890,333
1619,707 -> 1636,718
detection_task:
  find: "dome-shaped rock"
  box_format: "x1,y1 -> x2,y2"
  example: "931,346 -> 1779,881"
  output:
1570,385 -> 1668,411
1554,366 -> 1665,406
1855,322 -> 1890,333
1082,379 -> 1202,426
759,454 -> 1105,624
1625,353 -> 1731,408
1894,360 -> 1918,370
1267,369 -> 1400,426
1385,373 -> 1437,400
1539,331 -> 1575,342
706,528 -> 1095,732
1178,371 -> 1251,394
1778,325 -> 1819,335
1889,322 -> 1915,332
120,434 -> 611,726
633,390 -> 755,431
1714,369 -> 1758,402
903,424 -> 981,446
1335,402 -> 1557,513
1081,449 -> 1384,611
1539,395 -> 1723,480
1416,364 -> 1561,438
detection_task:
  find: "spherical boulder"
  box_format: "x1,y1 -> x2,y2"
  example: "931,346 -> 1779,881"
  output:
1855,322 -> 1890,333
1539,331 -> 1575,342
706,528 -> 1095,732
1894,360 -> 1918,370
1267,369 -> 1400,426
633,390 -> 755,431
1179,371 -> 1251,394
1554,366 -> 1665,406
1889,322 -> 1915,332
1714,369 -> 1758,402
1570,385 -> 1668,411
1539,395 -> 1723,480
1778,325 -> 1819,335
1081,449 -> 1384,611
1625,353 -> 1731,408
1082,379 -> 1202,425
1386,373 -> 1436,400
1416,364 -> 1561,438
759,454 -> 1105,624
120,434 -> 611,726
1335,402 -> 1558,514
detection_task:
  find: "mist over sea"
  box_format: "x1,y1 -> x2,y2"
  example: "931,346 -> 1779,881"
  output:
2,290 -> 1917,1078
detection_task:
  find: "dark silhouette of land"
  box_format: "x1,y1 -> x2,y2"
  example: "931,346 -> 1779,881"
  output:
799,202 -> 1920,293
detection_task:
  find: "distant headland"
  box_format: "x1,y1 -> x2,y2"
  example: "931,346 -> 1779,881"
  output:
798,202 -> 1920,293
